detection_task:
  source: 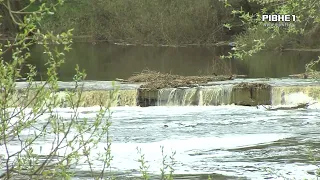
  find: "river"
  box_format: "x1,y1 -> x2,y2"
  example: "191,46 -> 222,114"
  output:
27,43 -> 320,81
85,105 -> 320,179
1,104 -> 320,179
1,43 -> 320,179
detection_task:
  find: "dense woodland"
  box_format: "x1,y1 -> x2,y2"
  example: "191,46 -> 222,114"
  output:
1,0 -> 320,51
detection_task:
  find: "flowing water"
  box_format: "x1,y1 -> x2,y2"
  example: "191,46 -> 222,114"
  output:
156,85 -> 234,106
2,44 -> 320,179
154,78 -> 320,107
1,102 -> 320,179
106,105 -> 320,180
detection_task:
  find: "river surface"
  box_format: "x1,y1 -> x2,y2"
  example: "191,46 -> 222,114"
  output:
2,43 -> 320,179
2,105 -> 320,179
25,43 -> 320,81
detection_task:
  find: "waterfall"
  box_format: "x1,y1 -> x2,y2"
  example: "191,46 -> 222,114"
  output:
67,89 -> 138,107
156,85 -> 234,106
271,86 -> 320,106
157,88 -> 176,106
196,87 -> 203,106
198,84 -> 234,106
157,88 -> 198,106
116,89 -> 138,106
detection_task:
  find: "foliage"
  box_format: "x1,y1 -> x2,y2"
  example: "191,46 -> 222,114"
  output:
222,0 -> 320,60
304,56 -> 320,78
137,146 -> 177,180
0,0 -> 115,179
0,1 -> 216,179
159,146 -> 176,180
38,0 -> 232,45
137,147 -> 150,180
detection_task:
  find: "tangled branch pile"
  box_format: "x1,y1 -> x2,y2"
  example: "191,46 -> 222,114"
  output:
234,82 -> 271,89
128,70 -> 232,90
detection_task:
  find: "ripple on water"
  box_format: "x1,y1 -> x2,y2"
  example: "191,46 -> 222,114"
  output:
1,106 -> 320,179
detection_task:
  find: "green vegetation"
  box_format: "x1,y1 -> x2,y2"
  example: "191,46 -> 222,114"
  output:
222,0 -> 320,59
0,1 -> 212,179
0,0 -> 320,179
39,0 -> 232,45
2,0 -> 320,50
0,0 -> 114,179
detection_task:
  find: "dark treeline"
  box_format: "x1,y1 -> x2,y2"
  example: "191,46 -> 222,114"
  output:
0,0 -> 258,44
42,0 -> 238,44
1,0 -> 320,49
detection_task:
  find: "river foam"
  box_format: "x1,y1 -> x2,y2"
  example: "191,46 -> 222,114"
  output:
1,106 -> 319,179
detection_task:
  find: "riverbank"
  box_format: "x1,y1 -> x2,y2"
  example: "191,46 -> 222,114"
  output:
0,34 -> 233,48
2,0 -> 320,52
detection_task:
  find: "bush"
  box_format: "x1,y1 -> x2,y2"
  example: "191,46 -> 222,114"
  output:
0,1 -> 115,179
40,0 -> 232,45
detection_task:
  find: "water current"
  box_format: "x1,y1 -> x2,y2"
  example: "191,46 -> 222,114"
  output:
2,104 -> 320,180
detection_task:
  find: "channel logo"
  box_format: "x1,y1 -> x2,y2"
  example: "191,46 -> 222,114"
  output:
262,15 -> 296,22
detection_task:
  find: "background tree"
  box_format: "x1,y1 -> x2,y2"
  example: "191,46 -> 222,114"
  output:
222,0 -> 320,59
0,0 -> 114,179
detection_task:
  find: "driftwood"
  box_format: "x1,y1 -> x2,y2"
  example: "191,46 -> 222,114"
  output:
289,72 -> 320,79
260,102 -> 316,111
115,78 -> 129,83
232,74 -> 248,78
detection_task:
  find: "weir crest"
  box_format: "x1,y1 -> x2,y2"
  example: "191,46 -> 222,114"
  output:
155,84 -> 234,106
13,81 -> 320,107
198,85 -> 234,106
